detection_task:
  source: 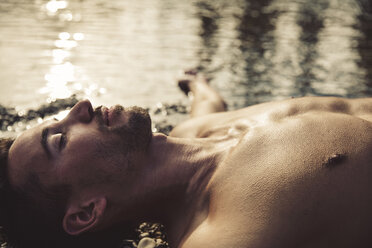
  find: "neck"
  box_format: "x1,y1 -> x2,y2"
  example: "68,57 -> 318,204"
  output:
112,133 -> 235,245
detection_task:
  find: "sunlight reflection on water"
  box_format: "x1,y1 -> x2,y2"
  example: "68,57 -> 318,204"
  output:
0,0 -> 372,136
45,0 -> 68,13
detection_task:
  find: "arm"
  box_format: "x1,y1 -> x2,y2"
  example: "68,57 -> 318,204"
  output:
170,70 -> 227,138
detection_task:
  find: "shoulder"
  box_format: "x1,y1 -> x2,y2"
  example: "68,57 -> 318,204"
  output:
169,111 -> 233,138
179,219 -> 253,248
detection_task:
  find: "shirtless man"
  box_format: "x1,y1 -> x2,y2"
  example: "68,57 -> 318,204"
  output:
1,71 -> 372,248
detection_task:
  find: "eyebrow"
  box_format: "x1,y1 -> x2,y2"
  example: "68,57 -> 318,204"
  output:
41,128 -> 51,158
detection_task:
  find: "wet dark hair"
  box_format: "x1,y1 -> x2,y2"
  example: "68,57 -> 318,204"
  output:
0,138 -> 135,248
0,138 -> 15,245
0,137 -> 70,247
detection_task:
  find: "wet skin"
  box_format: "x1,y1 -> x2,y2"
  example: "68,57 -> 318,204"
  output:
8,99 -> 152,217
6,96 -> 372,248
170,97 -> 372,248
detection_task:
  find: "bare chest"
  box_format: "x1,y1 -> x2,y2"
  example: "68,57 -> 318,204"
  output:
185,113 -> 372,247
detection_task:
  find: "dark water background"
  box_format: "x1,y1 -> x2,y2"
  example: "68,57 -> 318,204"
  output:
1,0 -> 372,135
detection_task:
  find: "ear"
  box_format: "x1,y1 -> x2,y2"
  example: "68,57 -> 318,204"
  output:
62,196 -> 107,236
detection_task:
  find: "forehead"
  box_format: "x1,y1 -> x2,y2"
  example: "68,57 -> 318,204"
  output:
7,122 -> 51,187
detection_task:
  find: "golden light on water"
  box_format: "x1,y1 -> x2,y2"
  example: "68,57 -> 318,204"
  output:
46,0 -> 68,14
0,0 -> 371,138
74,83 -> 83,91
84,83 -> 98,96
40,29 -> 93,101
73,33 -> 84,41
52,49 -> 70,64
54,39 -> 77,49
40,62 -> 75,99
59,12 -> 73,21
40,29 -> 84,99
58,32 -> 70,40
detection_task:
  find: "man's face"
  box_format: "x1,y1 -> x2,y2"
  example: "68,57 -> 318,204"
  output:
7,100 -> 152,194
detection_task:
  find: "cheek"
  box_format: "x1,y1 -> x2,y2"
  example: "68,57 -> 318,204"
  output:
60,140 -> 126,182
57,156 -> 111,188
89,137 -> 125,164
68,131 -> 112,162
59,129 -> 133,184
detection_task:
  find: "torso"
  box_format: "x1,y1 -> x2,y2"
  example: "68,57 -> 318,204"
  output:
170,97 -> 372,248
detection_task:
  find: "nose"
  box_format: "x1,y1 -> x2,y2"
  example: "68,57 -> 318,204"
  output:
67,99 -> 93,123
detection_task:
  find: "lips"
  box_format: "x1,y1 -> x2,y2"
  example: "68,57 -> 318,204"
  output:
107,107 -> 115,126
99,105 -> 127,128
101,106 -> 110,126
102,106 -> 118,127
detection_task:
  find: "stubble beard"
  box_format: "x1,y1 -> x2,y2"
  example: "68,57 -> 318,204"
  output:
93,105 -> 152,159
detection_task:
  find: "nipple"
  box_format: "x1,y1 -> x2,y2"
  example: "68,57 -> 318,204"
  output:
323,153 -> 347,168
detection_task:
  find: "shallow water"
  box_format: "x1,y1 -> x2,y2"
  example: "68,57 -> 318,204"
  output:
1,0 -> 372,136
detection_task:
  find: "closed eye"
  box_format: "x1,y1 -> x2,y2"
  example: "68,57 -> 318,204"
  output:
59,133 -> 67,151
52,133 -> 67,152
